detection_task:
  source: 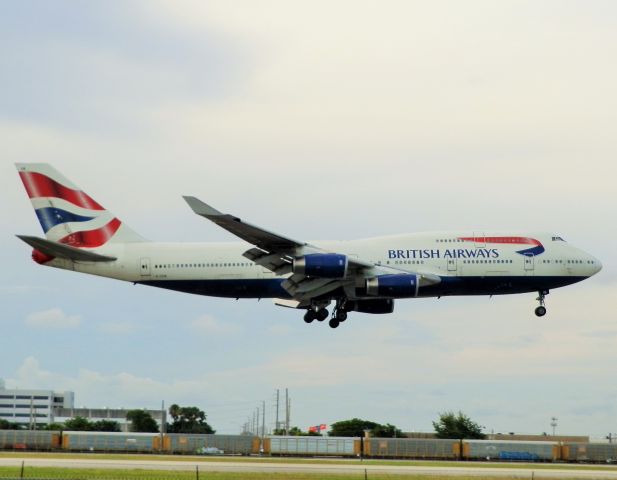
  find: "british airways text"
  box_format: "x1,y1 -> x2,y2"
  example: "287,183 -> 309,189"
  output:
388,248 -> 500,259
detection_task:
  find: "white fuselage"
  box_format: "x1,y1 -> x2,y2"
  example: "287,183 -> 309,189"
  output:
42,231 -> 601,300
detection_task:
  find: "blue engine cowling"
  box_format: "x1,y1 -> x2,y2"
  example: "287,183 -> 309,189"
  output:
365,274 -> 418,298
293,253 -> 348,278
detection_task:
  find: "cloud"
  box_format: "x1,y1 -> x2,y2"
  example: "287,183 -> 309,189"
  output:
24,308 -> 81,329
190,314 -> 240,335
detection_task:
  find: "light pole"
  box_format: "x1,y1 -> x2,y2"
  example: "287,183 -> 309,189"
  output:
550,417 -> 558,437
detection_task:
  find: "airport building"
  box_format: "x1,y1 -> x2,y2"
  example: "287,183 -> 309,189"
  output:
0,385 -> 74,427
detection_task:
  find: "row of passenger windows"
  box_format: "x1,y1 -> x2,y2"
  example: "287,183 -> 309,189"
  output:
154,262 -> 255,269
394,260 -> 425,265
462,259 -> 513,264
436,239 -> 464,243
541,259 -> 594,264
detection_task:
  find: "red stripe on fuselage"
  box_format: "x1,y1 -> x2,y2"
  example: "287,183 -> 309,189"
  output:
59,218 -> 121,248
19,171 -> 104,211
459,236 -> 541,246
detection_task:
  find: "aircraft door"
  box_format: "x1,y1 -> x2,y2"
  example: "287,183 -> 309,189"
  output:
446,257 -> 457,273
139,257 -> 151,276
523,254 -> 534,272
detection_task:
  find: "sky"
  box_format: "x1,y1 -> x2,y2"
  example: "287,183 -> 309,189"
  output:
1,0 -> 616,437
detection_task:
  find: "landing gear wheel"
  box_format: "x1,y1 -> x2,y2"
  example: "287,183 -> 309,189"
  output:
337,311 -> 347,322
303,310 -> 316,323
316,308 -> 329,322
535,306 -> 547,317
535,290 -> 548,317
328,318 -> 340,329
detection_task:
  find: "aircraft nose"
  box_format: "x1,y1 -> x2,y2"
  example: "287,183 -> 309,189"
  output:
590,256 -> 602,275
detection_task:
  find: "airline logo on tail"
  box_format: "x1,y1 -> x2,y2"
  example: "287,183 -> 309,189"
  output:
17,164 -> 123,248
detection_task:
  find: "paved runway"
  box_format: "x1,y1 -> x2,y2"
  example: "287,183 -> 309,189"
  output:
2,456 -> 617,478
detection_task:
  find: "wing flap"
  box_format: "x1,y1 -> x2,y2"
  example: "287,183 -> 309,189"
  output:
243,247 -> 293,276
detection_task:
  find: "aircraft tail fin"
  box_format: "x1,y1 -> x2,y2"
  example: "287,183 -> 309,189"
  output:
16,163 -> 147,247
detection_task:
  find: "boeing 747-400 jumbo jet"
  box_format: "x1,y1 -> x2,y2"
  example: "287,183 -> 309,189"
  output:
16,164 -> 602,328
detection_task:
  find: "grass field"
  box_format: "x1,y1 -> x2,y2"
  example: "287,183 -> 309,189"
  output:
1,451 -> 616,472
0,466 -> 547,480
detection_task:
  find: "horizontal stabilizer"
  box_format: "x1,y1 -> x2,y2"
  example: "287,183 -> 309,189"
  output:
16,235 -> 117,262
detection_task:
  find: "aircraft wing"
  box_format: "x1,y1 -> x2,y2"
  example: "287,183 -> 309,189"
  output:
183,196 -> 306,251
183,196 -> 376,300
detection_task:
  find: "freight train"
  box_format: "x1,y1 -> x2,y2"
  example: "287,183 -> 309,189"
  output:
1,430 -> 616,463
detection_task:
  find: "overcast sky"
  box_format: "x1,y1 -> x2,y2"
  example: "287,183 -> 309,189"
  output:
1,1 -> 616,437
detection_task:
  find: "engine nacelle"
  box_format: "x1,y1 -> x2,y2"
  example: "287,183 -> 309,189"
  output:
365,274 -> 418,298
347,299 -> 394,314
293,253 -> 348,278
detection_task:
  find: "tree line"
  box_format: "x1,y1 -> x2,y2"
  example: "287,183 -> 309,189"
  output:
2,409 -> 485,439
275,411 -> 485,439
0,404 -> 215,434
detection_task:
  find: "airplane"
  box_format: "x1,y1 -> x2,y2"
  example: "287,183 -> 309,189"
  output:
15,163 -> 602,329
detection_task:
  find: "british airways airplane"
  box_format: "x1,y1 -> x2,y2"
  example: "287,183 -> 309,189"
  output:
16,163 -> 602,329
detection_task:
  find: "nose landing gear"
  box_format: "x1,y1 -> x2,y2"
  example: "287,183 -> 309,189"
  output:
535,290 -> 549,317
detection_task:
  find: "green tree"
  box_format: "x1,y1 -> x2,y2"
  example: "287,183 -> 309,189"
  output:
329,418 -> 379,437
0,419 -> 21,430
44,423 -> 65,431
91,420 -> 121,432
432,411 -> 486,439
167,405 -> 215,434
126,410 -> 159,433
64,416 -> 93,431
371,423 -> 404,438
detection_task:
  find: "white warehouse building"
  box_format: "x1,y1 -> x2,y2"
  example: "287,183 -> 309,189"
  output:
0,384 -> 74,427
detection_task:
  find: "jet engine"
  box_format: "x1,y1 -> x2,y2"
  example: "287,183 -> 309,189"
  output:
365,274 -> 418,298
292,253 -> 348,278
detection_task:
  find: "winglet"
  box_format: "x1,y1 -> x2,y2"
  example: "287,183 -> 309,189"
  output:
183,196 -> 224,217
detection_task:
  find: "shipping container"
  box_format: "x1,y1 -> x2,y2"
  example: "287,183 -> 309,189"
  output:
166,434 -> 256,455
365,437 -> 460,459
62,431 -> 158,452
463,440 -> 559,461
0,430 -> 59,450
562,443 -> 617,463
269,436 -> 359,456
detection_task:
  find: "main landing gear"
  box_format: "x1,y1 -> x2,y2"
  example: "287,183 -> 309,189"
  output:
303,307 -> 329,323
304,299 -> 349,328
535,290 -> 549,317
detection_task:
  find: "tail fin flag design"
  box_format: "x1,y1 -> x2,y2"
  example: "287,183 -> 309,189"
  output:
16,163 -> 146,248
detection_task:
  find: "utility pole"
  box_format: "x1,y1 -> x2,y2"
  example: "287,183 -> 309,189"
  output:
262,400 -> 266,438
160,400 -> 165,452
275,389 -> 280,433
285,388 -> 290,435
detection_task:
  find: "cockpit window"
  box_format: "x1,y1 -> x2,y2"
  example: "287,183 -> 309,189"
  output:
552,236 -> 565,242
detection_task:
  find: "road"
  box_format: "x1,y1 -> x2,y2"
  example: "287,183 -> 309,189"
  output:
2,456 -> 617,478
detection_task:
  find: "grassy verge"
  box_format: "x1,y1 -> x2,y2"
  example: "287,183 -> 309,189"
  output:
1,452 -> 616,471
0,466 -> 537,480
